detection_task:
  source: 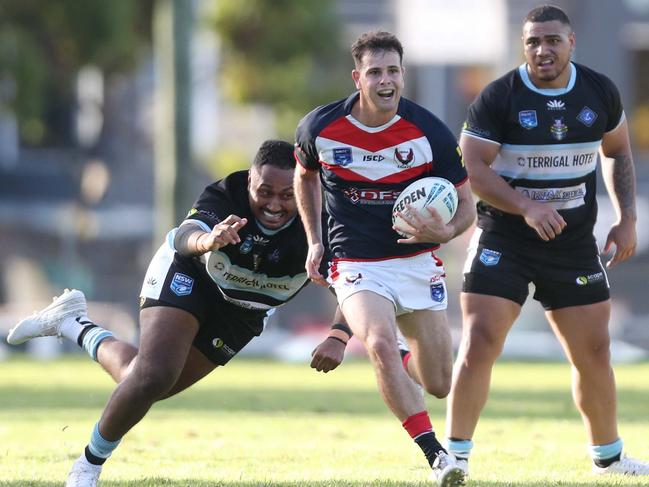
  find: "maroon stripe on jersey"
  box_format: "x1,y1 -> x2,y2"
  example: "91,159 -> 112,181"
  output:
322,161 -> 433,183
320,117 -> 425,152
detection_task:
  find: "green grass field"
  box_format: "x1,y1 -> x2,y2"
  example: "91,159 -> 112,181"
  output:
1,355 -> 648,486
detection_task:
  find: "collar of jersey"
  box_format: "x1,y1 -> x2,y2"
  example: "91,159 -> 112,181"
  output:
518,62 -> 576,96
255,216 -> 296,236
344,91 -> 402,132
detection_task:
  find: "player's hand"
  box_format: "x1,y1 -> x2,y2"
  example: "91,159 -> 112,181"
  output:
200,215 -> 247,252
306,242 -> 328,286
394,205 -> 453,244
521,201 -> 566,241
310,337 -> 346,372
603,218 -> 637,268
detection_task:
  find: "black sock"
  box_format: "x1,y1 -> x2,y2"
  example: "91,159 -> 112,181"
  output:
594,452 -> 621,468
76,323 -> 98,347
84,445 -> 107,466
415,432 -> 446,467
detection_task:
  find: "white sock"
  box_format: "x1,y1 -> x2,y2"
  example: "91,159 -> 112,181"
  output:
59,315 -> 92,343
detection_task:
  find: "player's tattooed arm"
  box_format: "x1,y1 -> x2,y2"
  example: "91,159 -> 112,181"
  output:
609,153 -> 637,221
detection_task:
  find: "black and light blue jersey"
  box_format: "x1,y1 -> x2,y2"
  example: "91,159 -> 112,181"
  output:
462,62 -> 623,251
295,92 -> 468,260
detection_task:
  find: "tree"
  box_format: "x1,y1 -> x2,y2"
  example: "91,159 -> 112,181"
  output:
209,0 -> 350,139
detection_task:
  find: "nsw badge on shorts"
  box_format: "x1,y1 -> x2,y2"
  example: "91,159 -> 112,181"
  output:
430,281 -> 445,303
170,272 -> 194,296
479,249 -> 501,266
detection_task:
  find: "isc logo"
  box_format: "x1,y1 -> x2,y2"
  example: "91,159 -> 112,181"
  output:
362,154 -> 385,162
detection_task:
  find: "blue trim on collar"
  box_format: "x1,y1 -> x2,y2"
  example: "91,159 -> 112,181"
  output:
519,62 -> 576,96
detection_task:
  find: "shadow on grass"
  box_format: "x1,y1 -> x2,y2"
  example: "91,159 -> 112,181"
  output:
0,480 -> 623,487
0,385 -> 647,422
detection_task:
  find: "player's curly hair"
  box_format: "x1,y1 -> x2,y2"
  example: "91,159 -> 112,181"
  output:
252,140 -> 295,170
351,31 -> 403,68
525,5 -> 571,27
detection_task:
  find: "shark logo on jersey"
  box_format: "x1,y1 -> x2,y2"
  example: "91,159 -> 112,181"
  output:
546,99 -> 566,111
394,147 -> 415,167
333,147 -> 353,167
577,106 -> 598,127
518,110 -> 538,129
550,118 -> 568,140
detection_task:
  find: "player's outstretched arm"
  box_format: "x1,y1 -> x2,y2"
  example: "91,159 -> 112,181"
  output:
600,117 -> 637,268
294,164 -> 328,285
460,134 -> 566,241
310,308 -> 353,373
174,215 -> 248,257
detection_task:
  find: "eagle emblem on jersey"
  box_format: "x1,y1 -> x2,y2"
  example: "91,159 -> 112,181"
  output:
518,110 -> 538,129
394,147 -> 415,167
577,106 -> 598,127
550,118 -> 568,140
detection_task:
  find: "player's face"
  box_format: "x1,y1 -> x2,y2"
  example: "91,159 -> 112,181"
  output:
523,20 -> 575,88
248,164 -> 297,230
352,49 -> 404,126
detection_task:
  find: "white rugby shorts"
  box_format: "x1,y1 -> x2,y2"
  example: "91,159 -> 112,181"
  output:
328,251 -> 447,315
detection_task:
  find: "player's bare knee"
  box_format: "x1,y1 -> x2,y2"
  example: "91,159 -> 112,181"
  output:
423,377 -> 451,398
462,325 -> 504,363
365,333 -> 398,365
131,363 -> 179,399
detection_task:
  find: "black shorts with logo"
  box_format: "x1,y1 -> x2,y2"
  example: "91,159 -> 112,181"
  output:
140,255 -> 268,365
462,232 -> 609,310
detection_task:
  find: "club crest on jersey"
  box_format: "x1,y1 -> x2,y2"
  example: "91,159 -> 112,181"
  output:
333,147 -> 353,166
577,106 -> 598,127
550,118 -> 568,140
170,272 -> 194,296
518,110 -> 538,129
394,147 -> 415,167
239,235 -> 253,254
546,99 -> 565,111
479,249 -> 501,266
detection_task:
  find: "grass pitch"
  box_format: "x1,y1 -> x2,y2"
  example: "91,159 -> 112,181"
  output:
1,355 -> 648,486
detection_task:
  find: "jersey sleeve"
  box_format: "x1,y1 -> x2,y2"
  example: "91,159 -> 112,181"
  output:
462,80 -> 506,143
430,124 -> 468,186
294,111 -> 322,171
600,74 -> 624,132
183,184 -> 235,232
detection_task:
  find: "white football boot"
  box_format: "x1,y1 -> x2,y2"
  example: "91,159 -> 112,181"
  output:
593,453 -> 649,476
66,455 -> 102,487
7,289 -> 87,345
431,451 -> 466,486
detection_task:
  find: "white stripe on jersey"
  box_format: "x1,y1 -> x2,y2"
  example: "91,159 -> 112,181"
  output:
315,135 -> 433,181
492,140 -> 601,180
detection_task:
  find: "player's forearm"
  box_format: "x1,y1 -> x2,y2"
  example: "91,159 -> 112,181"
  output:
602,152 -> 637,223
447,183 -> 476,239
294,167 -> 323,245
468,161 -> 534,217
174,223 -> 214,257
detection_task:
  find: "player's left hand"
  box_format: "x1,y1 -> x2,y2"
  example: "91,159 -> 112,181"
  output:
394,204 -> 454,244
306,242 -> 328,286
310,337 -> 346,372
603,219 -> 637,268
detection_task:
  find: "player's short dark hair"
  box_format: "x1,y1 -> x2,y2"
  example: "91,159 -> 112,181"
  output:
351,31 -> 403,68
252,140 -> 295,170
524,5 -> 571,27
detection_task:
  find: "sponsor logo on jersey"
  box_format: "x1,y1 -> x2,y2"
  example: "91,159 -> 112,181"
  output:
577,106 -> 598,127
518,110 -> 538,129
362,154 -> 385,162
456,146 -> 465,167
343,187 -> 400,205
463,121 -> 491,137
394,147 -> 415,167
546,99 -> 566,111
575,272 -> 604,286
550,118 -> 568,140
268,249 -> 281,263
333,147 -> 353,166
146,276 -> 157,286
345,273 -> 362,284
479,248 -> 501,266
170,272 -> 194,296
515,183 -> 586,209
430,281 -> 445,303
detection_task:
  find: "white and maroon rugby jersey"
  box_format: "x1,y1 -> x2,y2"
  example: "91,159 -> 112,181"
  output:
295,92 -> 467,260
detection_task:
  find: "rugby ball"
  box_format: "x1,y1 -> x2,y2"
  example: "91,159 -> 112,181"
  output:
392,177 -> 458,237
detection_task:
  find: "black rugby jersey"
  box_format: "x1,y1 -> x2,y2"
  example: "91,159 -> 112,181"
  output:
295,92 -> 468,260
462,62 -> 624,252
180,170 -> 309,310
